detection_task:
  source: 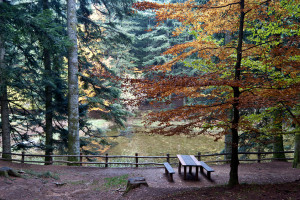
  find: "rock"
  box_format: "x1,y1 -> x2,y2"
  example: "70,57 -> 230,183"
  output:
124,177 -> 148,194
54,182 -> 66,186
0,167 -> 22,178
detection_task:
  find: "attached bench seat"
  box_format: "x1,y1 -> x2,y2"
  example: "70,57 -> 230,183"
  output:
199,161 -> 214,179
163,162 -> 175,181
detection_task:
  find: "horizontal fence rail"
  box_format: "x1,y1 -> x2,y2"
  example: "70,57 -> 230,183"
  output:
0,151 -> 295,167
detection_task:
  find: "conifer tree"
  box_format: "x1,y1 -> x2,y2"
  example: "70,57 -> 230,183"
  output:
67,0 -> 80,163
0,0 -> 11,160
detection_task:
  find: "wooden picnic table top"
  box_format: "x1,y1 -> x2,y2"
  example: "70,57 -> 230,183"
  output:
177,155 -> 201,166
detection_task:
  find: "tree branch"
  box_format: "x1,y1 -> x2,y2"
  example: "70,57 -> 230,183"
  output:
280,102 -> 300,126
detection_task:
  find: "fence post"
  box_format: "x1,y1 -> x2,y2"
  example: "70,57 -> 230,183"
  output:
105,153 -> 108,168
166,153 -> 170,163
80,153 -> 83,166
21,151 -> 25,163
197,152 -> 201,161
257,148 -> 261,163
135,153 -> 138,168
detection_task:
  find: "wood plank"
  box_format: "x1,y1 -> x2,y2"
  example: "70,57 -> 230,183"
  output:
181,155 -> 197,166
190,155 -> 201,166
200,161 -> 214,172
163,162 -> 175,174
177,155 -> 187,166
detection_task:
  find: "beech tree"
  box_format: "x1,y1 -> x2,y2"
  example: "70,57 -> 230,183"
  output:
133,0 -> 299,186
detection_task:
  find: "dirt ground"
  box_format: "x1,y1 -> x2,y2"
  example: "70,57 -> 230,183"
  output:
1,160 -> 300,200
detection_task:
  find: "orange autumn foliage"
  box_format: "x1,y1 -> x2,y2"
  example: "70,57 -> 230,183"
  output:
131,0 -> 299,136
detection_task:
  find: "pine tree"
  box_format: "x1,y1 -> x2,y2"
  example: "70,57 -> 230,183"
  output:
0,0 -> 11,160
67,0 -> 80,163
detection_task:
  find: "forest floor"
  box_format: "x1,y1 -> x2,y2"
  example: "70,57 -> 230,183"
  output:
0,160 -> 300,200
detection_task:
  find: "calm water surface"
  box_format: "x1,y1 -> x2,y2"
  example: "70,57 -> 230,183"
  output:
104,127 -> 224,156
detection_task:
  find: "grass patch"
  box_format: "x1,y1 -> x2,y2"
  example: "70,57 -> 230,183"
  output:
103,174 -> 129,189
24,169 -> 59,180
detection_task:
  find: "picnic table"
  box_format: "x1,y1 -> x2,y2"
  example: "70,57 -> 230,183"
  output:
177,154 -> 201,180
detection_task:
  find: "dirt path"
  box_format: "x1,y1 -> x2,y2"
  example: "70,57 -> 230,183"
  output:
1,161 -> 300,200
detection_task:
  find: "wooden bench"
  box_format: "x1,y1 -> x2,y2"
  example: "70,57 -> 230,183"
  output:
199,161 -> 214,179
163,162 -> 175,181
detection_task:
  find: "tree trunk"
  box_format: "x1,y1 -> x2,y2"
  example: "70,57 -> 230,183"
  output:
0,78 -> 11,161
293,132 -> 300,168
228,0 -> 245,187
273,135 -> 286,161
43,0 -> 53,165
272,109 -> 287,161
0,12 -> 11,161
67,0 -> 80,164
224,132 -> 232,161
44,48 -> 53,165
280,104 -> 300,168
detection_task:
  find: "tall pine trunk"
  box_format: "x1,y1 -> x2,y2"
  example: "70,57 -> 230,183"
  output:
44,48 -> 53,164
67,0 -> 80,164
43,0 -> 53,165
228,0 -> 245,187
0,15 -> 11,161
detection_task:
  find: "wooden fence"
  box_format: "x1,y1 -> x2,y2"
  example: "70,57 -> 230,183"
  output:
0,151 -> 294,167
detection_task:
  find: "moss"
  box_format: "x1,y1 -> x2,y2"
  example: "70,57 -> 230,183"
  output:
0,170 -> 9,178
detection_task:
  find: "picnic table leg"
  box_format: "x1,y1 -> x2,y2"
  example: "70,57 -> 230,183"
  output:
207,171 -> 211,179
196,166 -> 199,180
200,166 -> 204,173
184,166 -> 187,180
189,166 -> 192,174
178,162 -> 181,174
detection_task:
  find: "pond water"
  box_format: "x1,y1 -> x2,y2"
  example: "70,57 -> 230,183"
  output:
89,119 -> 225,157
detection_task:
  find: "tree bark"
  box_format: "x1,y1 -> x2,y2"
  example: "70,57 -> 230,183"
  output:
43,0 -> 53,165
273,135 -> 286,160
272,109 -> 286,161
228,0 -> 245,187
0,5 -> 11,160
224,132 -> 232,161
67,0 -> 80,164
293,132 -> 300,168
44,48 -> 53,164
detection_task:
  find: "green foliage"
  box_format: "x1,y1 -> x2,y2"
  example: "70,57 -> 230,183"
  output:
0,0 -> 135,154
0,1 -> 71,152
